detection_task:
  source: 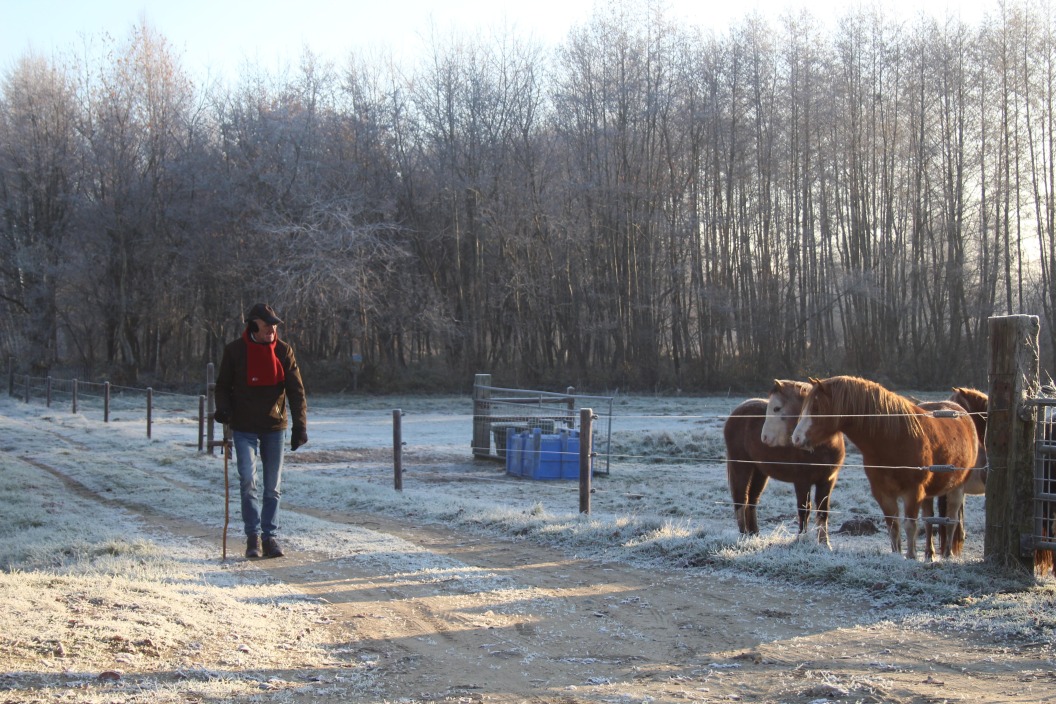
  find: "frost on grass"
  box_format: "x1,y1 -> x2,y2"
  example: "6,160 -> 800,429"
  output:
0,449 -> 370,703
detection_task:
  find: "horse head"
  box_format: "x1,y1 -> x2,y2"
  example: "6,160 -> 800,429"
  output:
791,376 -> 837,450
761,379 -> 811,447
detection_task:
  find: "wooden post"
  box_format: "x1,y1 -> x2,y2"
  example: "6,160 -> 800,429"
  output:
206,362 -> 216,456
72,379 -> 78,414
46,377 -> 52,407
104,381 -> 111,422
984,314 -> 1040,571
393,409 -> 403,491
7,358 -> 13,397
146,387 -> 153,439
23,374 -> 29,403
471,373 -> 492,459
198,395 -> 206,452
566,386 -> 576,429
580,408 -> 593,514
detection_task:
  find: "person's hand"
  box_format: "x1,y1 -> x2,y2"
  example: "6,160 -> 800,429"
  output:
291,426 -> 308,451
213,409 -> 231,425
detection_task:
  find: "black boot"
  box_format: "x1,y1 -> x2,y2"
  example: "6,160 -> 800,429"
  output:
246,535 -> 262,558
262,536 -> 284,558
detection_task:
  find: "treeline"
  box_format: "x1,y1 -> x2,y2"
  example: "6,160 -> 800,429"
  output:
2,1 -> 1055,393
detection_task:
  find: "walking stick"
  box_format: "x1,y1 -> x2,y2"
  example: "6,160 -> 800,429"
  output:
209,425 -> 233,561
222,424 -> 232,561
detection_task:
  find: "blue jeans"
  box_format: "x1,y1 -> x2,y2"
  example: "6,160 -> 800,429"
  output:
233,430 -> 284,539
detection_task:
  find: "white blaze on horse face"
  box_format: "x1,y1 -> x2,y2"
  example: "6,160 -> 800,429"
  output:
761,395 -> 790,447
791,397 -> 815,449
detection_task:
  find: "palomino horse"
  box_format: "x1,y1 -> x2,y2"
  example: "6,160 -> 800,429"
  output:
791,375 -> 978,560
724,380 -> 846,546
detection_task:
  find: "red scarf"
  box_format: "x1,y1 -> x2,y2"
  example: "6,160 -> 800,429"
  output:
243,330 -> 285,386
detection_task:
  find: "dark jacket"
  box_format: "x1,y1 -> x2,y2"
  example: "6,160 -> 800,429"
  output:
215,335 -> 307,434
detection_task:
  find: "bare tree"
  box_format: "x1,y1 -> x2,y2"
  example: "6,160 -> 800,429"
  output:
0,54 -> 78,372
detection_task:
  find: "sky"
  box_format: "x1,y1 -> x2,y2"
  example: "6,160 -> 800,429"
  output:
0,0 -> 995,83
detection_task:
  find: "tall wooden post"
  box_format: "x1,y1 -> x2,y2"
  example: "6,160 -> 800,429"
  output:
579,408 -> 593,514
472,373 -> 492,459
206,363 -> 216,456
985,314 -> 1040,571
198,395 -> 206,452
393,409 -> 403,491
566,386 -> 576,429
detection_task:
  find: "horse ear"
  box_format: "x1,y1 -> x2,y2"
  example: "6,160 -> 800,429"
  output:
810,377 -> 831,396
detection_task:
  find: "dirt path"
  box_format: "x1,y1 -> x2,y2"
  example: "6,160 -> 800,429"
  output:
259,509 -> 1051,704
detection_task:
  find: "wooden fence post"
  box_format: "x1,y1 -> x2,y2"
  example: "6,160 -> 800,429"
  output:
104,381 -> 111,422
984,314 -> 1041,572
146,387 -> 153,439
472,373 -> 492,458
72,379 -> 78,414
206,362 -> 216,456
393,409 -> 403,491
46,377 -> 52,407
198,395 -> 206,452
580,408 -> 593,514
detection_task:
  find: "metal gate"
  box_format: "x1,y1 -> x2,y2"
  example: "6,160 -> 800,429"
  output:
1032,399 -> 1056,552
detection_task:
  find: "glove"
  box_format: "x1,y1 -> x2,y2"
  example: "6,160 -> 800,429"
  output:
291,426 -> 308,451
213,409 -> 231,425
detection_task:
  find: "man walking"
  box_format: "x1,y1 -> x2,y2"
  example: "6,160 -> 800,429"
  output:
214,303 -> 308,558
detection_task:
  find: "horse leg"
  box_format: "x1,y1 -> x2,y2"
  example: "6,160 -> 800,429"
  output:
921,498 -> 937,561
745,468 -> 768,535
873,494 -> 902,555
793,482 -> 812,538
814,478 -> 837,549
727,461 -> 751,534
943,486 -> 967,557
954,495 -> 967,549
904,497 -> 922,561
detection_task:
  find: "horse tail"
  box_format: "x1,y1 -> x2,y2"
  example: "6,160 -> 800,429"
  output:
1035,548 -> 1055,577
950,524 -> 965,556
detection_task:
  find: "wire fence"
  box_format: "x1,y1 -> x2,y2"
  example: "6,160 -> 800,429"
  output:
8,370 -> 207,446
2,365 -> 998,530
6,365 -> 991,476
0,371 -> 995,563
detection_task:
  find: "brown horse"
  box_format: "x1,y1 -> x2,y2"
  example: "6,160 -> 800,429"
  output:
925,388 -> 988,557
791,375 -> 978,560
725,380 -> 846,546
950,386 -> 989,460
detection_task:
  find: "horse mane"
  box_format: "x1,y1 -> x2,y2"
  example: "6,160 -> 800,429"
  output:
951,386 -> 988,413
820,375 -> 926,440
